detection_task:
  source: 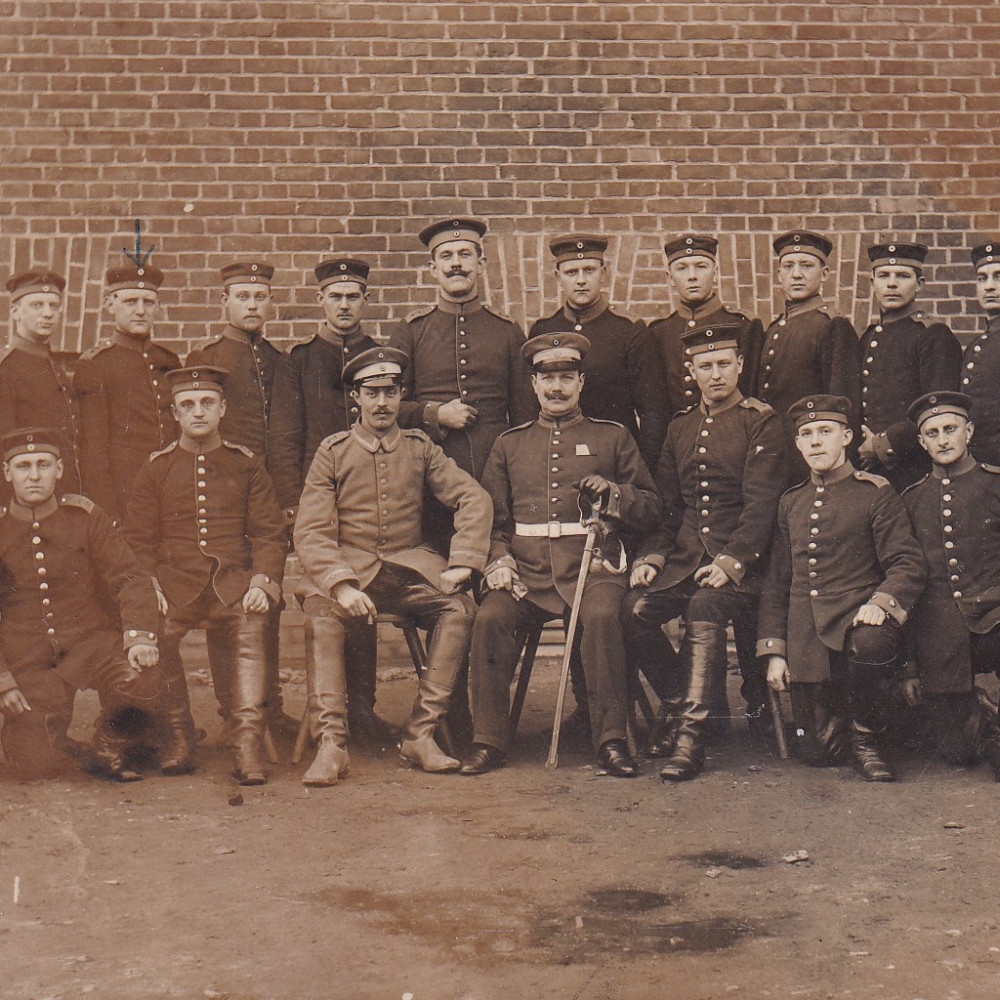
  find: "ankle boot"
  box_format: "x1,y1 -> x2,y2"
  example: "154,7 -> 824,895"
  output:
90,713 -> 143,782
302,616 -> 351,787
231,618 -> 269,786
789,682 -> 845,766
158,646 -> 198,776
850,720 -> 895,781
303,734 -> 351,786
848,660 -> 893,781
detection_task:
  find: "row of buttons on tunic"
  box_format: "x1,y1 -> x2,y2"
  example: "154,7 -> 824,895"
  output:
550,428 -> 563,508
30,520 -> 56,636
458,319 -> 470,397
697,417 -> 716,534
940,478 -> 963,599
806,484 -> 826,596
759,326 -> 783,394
197,456 -> 209,548
861,329 -> 880,415
961,332 -> 988,388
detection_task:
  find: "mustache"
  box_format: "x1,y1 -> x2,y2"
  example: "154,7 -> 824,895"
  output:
446,268 -> 470,277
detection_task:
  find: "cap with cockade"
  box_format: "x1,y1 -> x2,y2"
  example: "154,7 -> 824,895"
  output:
789,394 -> 853,430
681,324 -> 741,357
343,347 -> 408,387
908,391 -> 973,428
104,264 -> 164,293
520,332 -> 590,372
418,217 -> 487,254
166,366 -> 228,397
664,234 -> 718,264
867,242 -> 927,271
549,234 -> 607,265
221,261 -> 274,287
773,230 -> 834,263
6,270 -> 66,301
314,258 -> 370,290
1,427 -> 62,462
972,241 -> 1000,270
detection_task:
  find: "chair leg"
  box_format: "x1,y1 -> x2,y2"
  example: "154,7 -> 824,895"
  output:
292,708 -> 310,764
509,627 -> 541,742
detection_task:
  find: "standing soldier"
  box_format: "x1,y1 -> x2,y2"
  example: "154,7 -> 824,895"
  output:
961,242 -> 1000,466
856,242 -> 962,492
754,231 -> 862,483
0,271 -> 82,498
647,234 -> 764,418
760,395 -> 926,782
124,366 -> 287,784
622,325 -> 787,780
74,264 -> 180,523
268,257 -> 387,748
530,234 -> 668,473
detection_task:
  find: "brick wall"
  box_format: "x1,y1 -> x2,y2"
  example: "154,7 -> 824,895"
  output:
1,0 -> 998,357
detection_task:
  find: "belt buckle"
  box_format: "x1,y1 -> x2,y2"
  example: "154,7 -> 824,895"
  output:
548,521 -> 562,538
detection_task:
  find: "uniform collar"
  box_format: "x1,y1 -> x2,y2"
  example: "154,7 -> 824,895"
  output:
177,433 -> 223,454
986,314 -> 1000,335
10,334 -> 52,358
877,301 -> 920,325
675,294 -> 723,321
562,294 -> 608,325
784,294 -> 825,320
700,389 -> 743,417
437,296 -> 483,317
932,453 -> 977,479
112,330 -> 151,352
538,408 -> 584,429
316,322 -> 364,346
351,422 -> 402,453
8,495 -> 59,522
809,459 -> 855,487
221,324 -> 264,345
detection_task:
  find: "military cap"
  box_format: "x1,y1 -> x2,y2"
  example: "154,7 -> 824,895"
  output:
867,242 -> 927,271
166,365 -> 228,397
908,391 -> 973,428
1,427 -> 63,463
521,332 -> 590,372
104,264 -> 164,293
221,261 -> 274,287
6,270 -> 66,302
343,347 -> 408,387
972,241 -> 1000,270
549,234 -> 608,265
418,217 -> 487,254
314,257 -> 370,290
789,394 -> 853,429
681,323 -> 741,357
773,230 -> 834,263
664,234 -> 718,264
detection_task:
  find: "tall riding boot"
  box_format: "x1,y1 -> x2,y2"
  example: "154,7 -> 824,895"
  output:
158,641 -> 198,776
302,617 -> 351,787
206,626 -> 233,721
262,605 -> 299,738
627,621 -> 683,758
399,607 -> 473,773
848,662 -> 894,782
344,621 -> 397,750
90,710 -> 143,782
563,646 -> 592,744
789,682 -> 845,766
661,621 -> 728,781
977,712 -> 1000,781
230,618 -> 269,786
707,654 -> 732,742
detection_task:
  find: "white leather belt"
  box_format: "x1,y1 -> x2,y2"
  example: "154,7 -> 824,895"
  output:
515,521 -> 589,538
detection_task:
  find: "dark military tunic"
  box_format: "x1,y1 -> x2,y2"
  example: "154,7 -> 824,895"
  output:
638,393 -> 787,594
757,462 -> 926,683
73,332 -> 181,522
961,313 -> 1000,466
267,325 -> 377,521
530,297 -> 670,472
647,295 -> 765,418
123,435 -> 286,610
186,325 -> 283,459
0,494 -> 158,695
388,297 -> 538,481
0,339 -> 82,496
859,305 -> 962,491
903,456 -> 1000,692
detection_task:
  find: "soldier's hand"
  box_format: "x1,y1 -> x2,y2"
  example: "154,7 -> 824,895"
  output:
333,582 -> 378,622
440,566 -> 473,594
485,565 -> 516,591
694,564 -> 729,589
852,602 -> 887,627
242,587 -> 271,615
155,590 -> 169,617
630,563 -> 658,588
0,687 -> 31,717
128,643 -> 159,671
766,656 -> 790,692
858,425 -> 877,464
437,398 -> 479,429
575,474 -> 612,499
900,677 -> 922,708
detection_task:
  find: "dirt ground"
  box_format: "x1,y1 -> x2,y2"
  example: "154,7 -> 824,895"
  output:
2,639 -> 1000,1000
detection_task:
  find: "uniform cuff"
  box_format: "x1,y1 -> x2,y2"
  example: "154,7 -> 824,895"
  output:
449,547 -> 487,573
900,659 -> 921,681
0,670 -> 19,694
250,574 -> 282,604
422,402 -> 445,441
282,506 -> 299,526
123,629 -> 158,650
757,637 -> 787,658
320,568 -> 360,596
713,553 -> 745,586
485,555 -> 517,576
872,432 -> 896,468
638,553 -> 665,571
602,486 -> 623,520
870,591 -> 907,625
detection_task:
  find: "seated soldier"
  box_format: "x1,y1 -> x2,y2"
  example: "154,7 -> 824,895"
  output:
760,395 -> 927,782
293,347 -> 491,784
0,428 -> 161,781
896,391 -> 1000,777
124,367 -> 287,785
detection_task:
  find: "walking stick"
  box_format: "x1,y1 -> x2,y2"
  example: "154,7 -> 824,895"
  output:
545,500 -> 603,769
768,687 -> 790,760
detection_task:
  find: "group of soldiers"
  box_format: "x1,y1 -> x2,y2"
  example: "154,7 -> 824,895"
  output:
2,216 -> 1000,789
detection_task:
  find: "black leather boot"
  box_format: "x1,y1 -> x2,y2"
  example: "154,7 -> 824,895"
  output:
848,663 -> 894,782
230,618 -> 269,786
301,617 -> 351,787
344,620 -> 398,750
90,712 -> 143,782
158,645 -> 198,776
789,682 -> 845,766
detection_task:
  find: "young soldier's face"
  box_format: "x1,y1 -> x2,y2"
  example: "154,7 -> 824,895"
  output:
352,382 -> 401,434
777,252 -> 828,302
917,412 -> 973,467
172,390 -> 226,441
11,292 -> 62,343
795,420 -> 852,474
4,452 -> 63,507
319,281 -> 367,332
687,348 -> 743,404
871,265 -> 923,312
223,282 -> 271,334
976,263 -> 1000,313
428,241 -> 483,301
106,288 -> 160,338
556,259 -> 604,310
532,369 -> 584,419
668,255 -> 717,305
